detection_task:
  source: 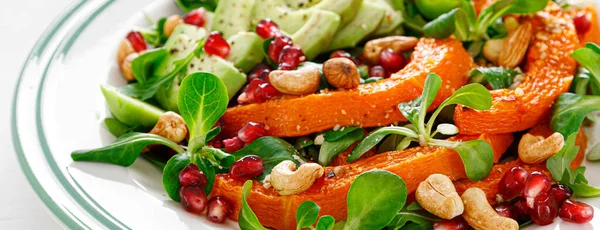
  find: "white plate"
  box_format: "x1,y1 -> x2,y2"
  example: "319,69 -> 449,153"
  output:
10,0 -> 600,229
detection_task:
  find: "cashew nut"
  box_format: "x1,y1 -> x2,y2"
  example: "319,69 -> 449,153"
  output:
415,174 -> 464,219
518,132 -> 564,164
462,188 -> 519,230
270,160 -> 324,195
117,39 -> 135,66
120,53 -> 138,81
163,15 -> 182,38
323,58 -> 360,89
269,67 -> 320,95
149,111 -> 188,144
363,36 -> 418,64
483,39 -> 505,64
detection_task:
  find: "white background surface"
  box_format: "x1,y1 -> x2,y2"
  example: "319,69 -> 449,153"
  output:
1,0 -> 69,229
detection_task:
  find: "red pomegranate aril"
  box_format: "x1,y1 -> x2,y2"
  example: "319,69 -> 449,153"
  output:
530,193 -> 559,226
254,83 -> 281,103
210,140 -> 223,148
268,35 -> 293,63
238,122 -> 267,143
330,50 -> 352,59
369,65 -> 387,78
206,196 -> 232,223
256,18 -> 281,39
204,32 -> 230,58
548,184 -> 572,206
229,155 -> 264,181
278,45 -> 306,70
248,63 -> 272,81
574,12 -> 591,35
237,78 -> 266,104
498,166 -> 529,200
179,186 -> 208,214
433,217 -> 469,230
223,137 -> 244,152
126,31 -> 147,52
179,164 -> 207,188
513,197 -> 531,220
524,171 -> 551,208
379,49 -> 407,74
494,203 -> 517,220
559,200 -> 594,223
183,8 -> 207,27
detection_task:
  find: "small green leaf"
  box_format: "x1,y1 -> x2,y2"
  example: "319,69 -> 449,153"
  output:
322,126 -> 361,142
453,140 -> 494,181
175,0 -> 217,12
319,129 -> 364,166
344,170 -> 407,230
572,45 -> 600,88
296,201 -> 321,230
131,48 -> 170,84
399,73 -> 441,128
239,180 -> 268,230
104,118 -> 143,137
162,153 -> 191,202
551,93 -> 600,137
71,132 -> 184,167
386,211 -> 439,230
586,143 -> 600,161
470,67 -> 519,90
316,216 -> 336,230
294,137 -> 314,150
440,83 -> 492,110
405,202 -> 423,211
454,9 -> 472,41
232,136 -> 302,181
348,126 -> 418,162
424,8 -> 458,39
547,133 -> 580,182
178,72 -> 229,153
194,155 -> 216,195
505,0 -> 548,14
205,126 -> 221,143
202,148 -> 235,169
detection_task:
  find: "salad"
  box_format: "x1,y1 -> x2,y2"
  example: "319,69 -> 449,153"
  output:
71,0 -> 600,229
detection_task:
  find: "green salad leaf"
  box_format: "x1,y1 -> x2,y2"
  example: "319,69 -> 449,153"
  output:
432,139 -> 495,181
348,126 -> 417,162
71,132 -> 184,167
316,216 -> 336,230
178,72 -> 229,152
162,153 -> 191,201
322,126 -> 362,142
175,0 -> 217,12
239,180 -> 269,230
296,201 -> 321,230
232,136 -> 302,181
103,118 -> 144,137
194,154 -> 216,195
386,210 -> 439,230
423,8 -> 458,39
319,128 -> 364,166
551,93 -> 600,137
131,48 -> 170,84
469,67 -> 520,90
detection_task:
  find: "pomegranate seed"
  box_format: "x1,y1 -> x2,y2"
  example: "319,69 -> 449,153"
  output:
498,166 -> 529,200
524,171 -> 551,208
179,164 -> 207,188
183,8 -> 207,27
237,78 -> 266,104
210,140 -> 223,148
433,217 -> 468,230
574,12 -> 591,35
369,65 -> 387,78
255,18 -> 281,39
548,184 -> 572,206
268,35 -> 293,63
513,198 -> 531,220
238,122 -> 267,143
254,83 -> 281,103
204,32 -> 230,58
278,45 -> 306,70
530,192 -> 559,226
559,200 -> 594,223
229,155 -> 264,181
206,196 -> 232,223
223,137 -> 244,152
126,31 -> 147,52
330,50 -> 352,59
494,203 -> 517,220
179,186 -> 208,214
248,63 -> 272,81
379,49 -> 407,74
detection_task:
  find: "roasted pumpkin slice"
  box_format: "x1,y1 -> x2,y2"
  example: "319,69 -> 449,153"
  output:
211,133 -> 513,230
221,38 -> 473,138
454,4 -> 579,135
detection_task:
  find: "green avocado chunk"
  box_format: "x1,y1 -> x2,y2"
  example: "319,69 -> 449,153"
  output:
326,1 -> 386,51
291,9 -> 341,59
101,85 -> 165,128
155,77 -> 180,112
188,54 -> 247,99
226,32 -> 264,73
311,0 -> 362,25
212,0 -> 256,38
252,0 -> 313,34
368,0 -> 404,36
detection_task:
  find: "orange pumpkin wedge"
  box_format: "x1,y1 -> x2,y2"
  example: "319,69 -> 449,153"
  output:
454,4 -> 579,135
221,38 -> 473,138
211,133 -> 513,230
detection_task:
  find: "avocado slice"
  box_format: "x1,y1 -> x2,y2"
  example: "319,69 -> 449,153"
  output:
212,0 -> 256,38
226,32 -> 264,73
368,0 -> 404,36
291,9 -> 340,59
188,54 -> 247,99
285,0 -> 320,8
163,25 -> 208,65
252,0 -> 313,34
311,0 -> 362,26
326,2 -> 386,51
101,85 -> 165,127
155,78 -> 180,112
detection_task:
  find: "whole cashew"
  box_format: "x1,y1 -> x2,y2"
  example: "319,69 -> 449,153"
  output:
363,36 -> 418,64
462,188 -> 519,230
117,39 -> 135,66
163,15 -> 182,38
416,174 -> 464,219
270,160 -> 324,195
149,111 -> 188,144
269,67 -> 321,95
120,53 -> 138,81
518,132 -> 564,164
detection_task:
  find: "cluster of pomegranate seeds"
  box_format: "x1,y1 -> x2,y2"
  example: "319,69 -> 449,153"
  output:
183,8 -> 207,27
433,217 -> 468,230
573,12 -> 591,35
255,19 -> 281,39
204,32 -> 230,58
229,155 -> 265,181
278,45 -> 306,70
247,63 -> 272,81
222,122 -> 268,152
206,196 -> 232,223
126,31 -> 147,52
179,164 -> 207,187
494,166 -> 594,226
379,49 -> 407,74
237,65 -> 281,104
369,65 -> 386,78
268,35 -> 293,63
